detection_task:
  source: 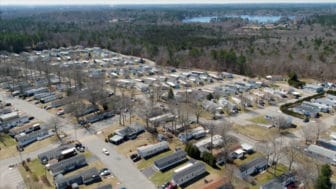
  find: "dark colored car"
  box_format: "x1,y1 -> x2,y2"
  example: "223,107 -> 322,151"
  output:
132,155 -> 141,162
129,153 -> 138,159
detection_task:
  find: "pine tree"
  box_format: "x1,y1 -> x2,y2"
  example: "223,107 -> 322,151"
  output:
315,164 -> 332,189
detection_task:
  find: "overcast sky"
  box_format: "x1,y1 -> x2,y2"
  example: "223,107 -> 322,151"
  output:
1,0 -> 335,5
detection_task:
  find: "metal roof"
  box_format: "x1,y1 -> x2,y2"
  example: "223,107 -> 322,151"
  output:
239,157 -> 268,172
172,161 -> 206,182
49,155 -> 86,175
154,150 -> 187,170
38,144 -> 75,161
307,144 -> 336,160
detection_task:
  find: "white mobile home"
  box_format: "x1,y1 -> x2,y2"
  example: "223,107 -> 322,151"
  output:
137,141 -> 169,159
172,161 -> 206,186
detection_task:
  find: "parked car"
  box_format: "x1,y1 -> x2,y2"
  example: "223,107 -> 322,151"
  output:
57,109 -> 64,116
44,105 -> 52,110
5,102 -> 11,106
102,148 -> 110,155
303,117 -> 310,123
130,153 -> 141,162
129,153 -> 138,159
99,168 -> 111,176
132,156 -> 141,162
28,116 -> 34,120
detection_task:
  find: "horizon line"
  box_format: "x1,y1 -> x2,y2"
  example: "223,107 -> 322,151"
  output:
1,2 -> 336,6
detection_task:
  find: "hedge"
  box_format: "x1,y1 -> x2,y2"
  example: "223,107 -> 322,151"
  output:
326,90 -> 336,96
280,92 -> 325,119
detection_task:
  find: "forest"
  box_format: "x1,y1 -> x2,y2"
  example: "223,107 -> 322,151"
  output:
0,4 -> 336,79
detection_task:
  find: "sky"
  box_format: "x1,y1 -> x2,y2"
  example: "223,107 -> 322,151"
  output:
1,0 -> 335,5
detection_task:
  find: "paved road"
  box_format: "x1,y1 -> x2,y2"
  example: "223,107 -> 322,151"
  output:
0,93 -> 156,189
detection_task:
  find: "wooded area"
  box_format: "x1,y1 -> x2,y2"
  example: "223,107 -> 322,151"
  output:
1,4 -> 335,79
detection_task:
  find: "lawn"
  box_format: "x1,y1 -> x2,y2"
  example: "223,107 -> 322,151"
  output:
233,124 -> 277,141
251,163 -> 288,189
0,133 -> 16,148
18,158 -> 53,189
150,168 -> 175,186
248,116 -> 270,125
137,150 -> 173,170
114,132 -> 156,157
0,133 -> 18,160
24,136 -> 59,153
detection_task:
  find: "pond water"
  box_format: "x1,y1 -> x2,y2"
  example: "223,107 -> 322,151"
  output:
182,15 -> 295,23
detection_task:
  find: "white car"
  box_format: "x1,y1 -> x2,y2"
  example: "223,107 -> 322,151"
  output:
102,148 -> 110,156
56,109 -> 64,116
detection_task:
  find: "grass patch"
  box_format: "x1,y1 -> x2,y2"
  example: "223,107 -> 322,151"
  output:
251,163 -> 288,189
233,124 -> 277,141
83,150 -> 93,159
24,136 -> 58,153
150,168 -> 174,186
137,150 -> 173,170
0,133 -> 16,148
0,133 -> 18,160
18,158 -> 53,189
115,132 -> 156,157
27,159 -> 46,177
248,116 -> 269,125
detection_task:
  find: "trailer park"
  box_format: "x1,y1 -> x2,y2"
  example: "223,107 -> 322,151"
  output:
1,46 -> 336,189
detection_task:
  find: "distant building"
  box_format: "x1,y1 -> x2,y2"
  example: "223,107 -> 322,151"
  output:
304,84 -> 324,93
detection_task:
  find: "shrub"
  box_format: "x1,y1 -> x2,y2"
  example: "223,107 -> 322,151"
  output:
202,151 -> 216,167
327,90 -> 336,96
185,143 -> 200,160
280,92 -> 325,119
40,175 -> 51,187
22,161 -> 31,172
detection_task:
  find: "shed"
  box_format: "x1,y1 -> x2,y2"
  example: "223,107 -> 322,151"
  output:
241,143 -> 254,154
109,135 -> 123,145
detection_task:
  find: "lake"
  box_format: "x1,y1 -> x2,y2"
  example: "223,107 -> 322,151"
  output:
182,15 -> 295,23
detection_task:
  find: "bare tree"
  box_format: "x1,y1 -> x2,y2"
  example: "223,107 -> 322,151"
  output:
284,141 -> 301,171
301,125 -> 315,144
86,77 -> 106,106
49,118 -> 62,142
190,93 -> 204,124
217,119 -> 234,164
313,119 -> 326,143
273,115 -> 292,133
265,134 -> 284,176
295,152 -> 319,188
